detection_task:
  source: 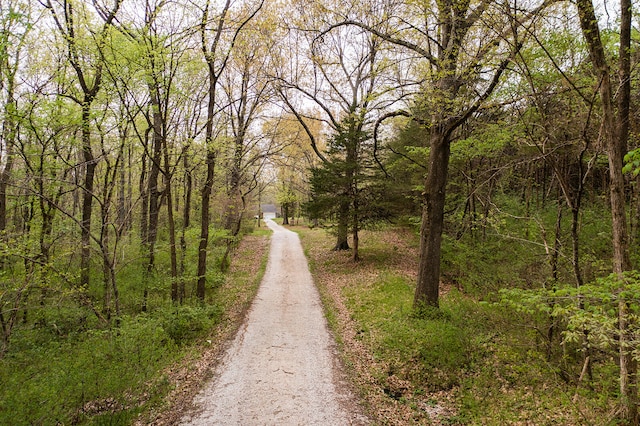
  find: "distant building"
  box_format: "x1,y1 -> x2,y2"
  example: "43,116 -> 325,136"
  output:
261,204 -> 277,220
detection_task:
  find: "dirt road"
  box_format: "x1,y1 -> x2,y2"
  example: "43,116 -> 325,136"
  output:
180,220 -> 368,425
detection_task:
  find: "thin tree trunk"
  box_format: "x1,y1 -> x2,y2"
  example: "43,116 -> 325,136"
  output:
139,137 -> 149,245
221,196 -> 245,273
352,197 -> 359,262
197,149 -> 215,300
117,130 -> 127,234
80,103 -> 96,289
146,91 -> 163,275
163,140 -> 178,303
179,149 -> 192,302
196,0 -> 260,300
0,80 -> 15,237
197,70 -> 218,301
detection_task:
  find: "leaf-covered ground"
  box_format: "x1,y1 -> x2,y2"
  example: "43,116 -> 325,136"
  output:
295,225 -> 458,425
294,224 -> 616,425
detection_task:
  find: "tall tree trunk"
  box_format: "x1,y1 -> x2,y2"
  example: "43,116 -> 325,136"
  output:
196,0 -> 261,300
576,0 -> 635,422
221,195 -> 245,273
163,140 -> 178,302
100,203 -> 112,320
414,126 -> 450,308
42,0 -> 122,291
117,129 -> 127,235
197,69 -> 218,300
0,77 -> 16,237
139,139 -> 149,244
146,90 -> 163,274
80,103 -> 96,289
225,128 -> 244,230
179,150 -> 192,302
576,0 -> 632,272
197,148 -> 215,301
617,0 -> 636,421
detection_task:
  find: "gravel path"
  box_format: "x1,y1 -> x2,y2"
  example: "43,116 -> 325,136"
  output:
180,220 -> 368,425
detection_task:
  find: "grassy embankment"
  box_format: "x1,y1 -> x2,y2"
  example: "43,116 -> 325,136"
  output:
0,227 -> 270,425
294,206 -> 618,425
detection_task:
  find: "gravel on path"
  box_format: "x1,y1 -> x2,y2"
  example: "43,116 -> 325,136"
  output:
180,220 -> 368,425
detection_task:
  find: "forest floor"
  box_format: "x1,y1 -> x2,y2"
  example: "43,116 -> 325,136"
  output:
145,218 -> 621,425
296,224 -> 458,425
155,219 -> 369,425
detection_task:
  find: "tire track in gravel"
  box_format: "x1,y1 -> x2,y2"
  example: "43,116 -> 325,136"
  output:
180,219 -> 368,425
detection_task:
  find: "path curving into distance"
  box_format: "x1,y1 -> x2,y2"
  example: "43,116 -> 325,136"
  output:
180,219 -> 368,425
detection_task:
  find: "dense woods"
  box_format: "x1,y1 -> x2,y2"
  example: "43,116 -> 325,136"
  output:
1,0 -> 639,424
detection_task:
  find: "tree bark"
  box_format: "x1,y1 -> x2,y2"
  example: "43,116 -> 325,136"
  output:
197,66 -> 219,301
117,128 -> 127,235
0,75 -> 16,236
576,0 -> 635,422
179,149 -> 192,302
197,148 -> 215,300
79,103 -> 96,289
163,140 -> 178,303
414,126 -> 450,308
139,140 -> 149,244
196,0 -> 238,301
146,87 -> 163,275
333,198 -> 350,251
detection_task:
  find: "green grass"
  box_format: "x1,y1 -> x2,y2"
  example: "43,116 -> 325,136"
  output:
344,274 -> 474,391
1,310 -> 178,425
0,220 -> 270,425
298,206 -> 620,424
0,301 -> 228,425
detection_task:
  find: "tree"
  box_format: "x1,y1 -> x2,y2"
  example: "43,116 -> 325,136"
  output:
575,0 -> 636,421
278,3 -> 393,256
116,0 -> 192,306
265,113 -> 320,225
305,117 -> 369,259
324,0 -> 552,307
219,10 -> 276,238
196,0 -> 264,301
0,0 -> 31,237
42,0 -> 122,289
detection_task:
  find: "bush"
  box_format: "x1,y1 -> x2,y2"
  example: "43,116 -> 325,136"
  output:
159,304 -> 223,346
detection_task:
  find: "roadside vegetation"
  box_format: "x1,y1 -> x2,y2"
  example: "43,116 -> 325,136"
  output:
0,226 -> 270,425
296,200 -> 621,425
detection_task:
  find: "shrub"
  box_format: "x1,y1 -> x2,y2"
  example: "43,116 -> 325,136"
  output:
159,304 -> 223,346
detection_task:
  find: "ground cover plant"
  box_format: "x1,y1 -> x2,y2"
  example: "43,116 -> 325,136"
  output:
295,202 -> 622,425
0,227 -> 269,425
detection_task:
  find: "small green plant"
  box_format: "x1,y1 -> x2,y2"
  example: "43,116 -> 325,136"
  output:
159,304 -> 223,346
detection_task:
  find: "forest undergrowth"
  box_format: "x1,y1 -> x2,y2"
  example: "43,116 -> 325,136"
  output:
295,206 -> 621,425
0,228 -> 270,425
